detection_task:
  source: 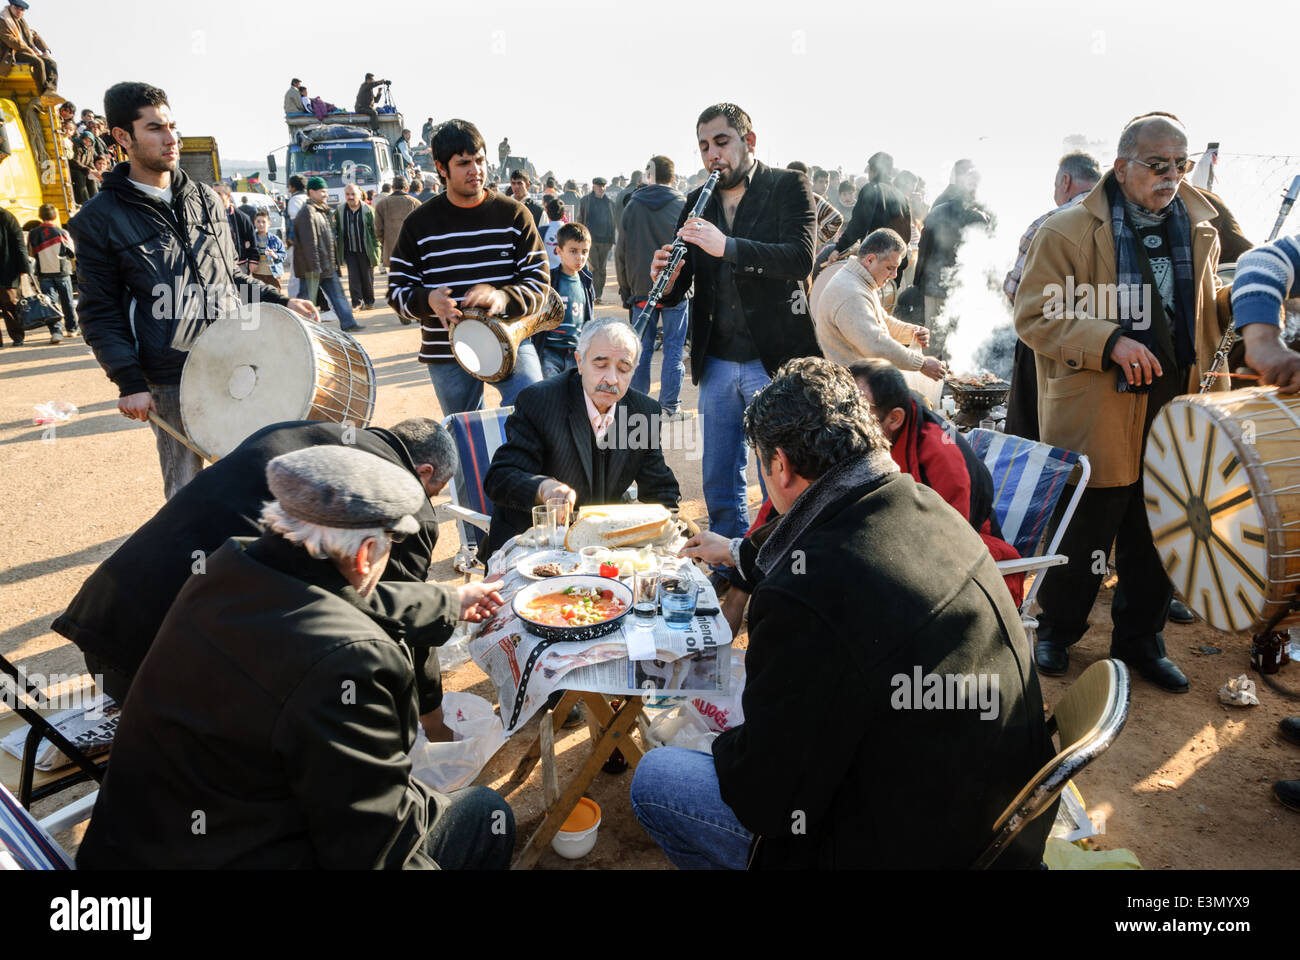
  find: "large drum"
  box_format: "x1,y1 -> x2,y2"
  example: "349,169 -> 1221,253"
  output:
179,303 -> 376,459
451,288 -> 565,383
1144,386 -> 1300,633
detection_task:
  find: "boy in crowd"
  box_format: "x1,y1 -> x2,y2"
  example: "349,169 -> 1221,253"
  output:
535,222 -> 595,378
28,203 -> 76,338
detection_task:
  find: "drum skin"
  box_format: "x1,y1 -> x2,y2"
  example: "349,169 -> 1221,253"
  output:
1144,386 -> 1300,633
450,288 -> 565,383
179,303 -> 376,459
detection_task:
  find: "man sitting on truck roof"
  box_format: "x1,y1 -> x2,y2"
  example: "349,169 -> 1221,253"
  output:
355,72 -> 389,134
0,0 -> 58,99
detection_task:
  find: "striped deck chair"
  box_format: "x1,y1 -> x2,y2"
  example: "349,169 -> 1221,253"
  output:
435,407 -> 513,572
0,780 -> 74,870
966,429 -> 1091,617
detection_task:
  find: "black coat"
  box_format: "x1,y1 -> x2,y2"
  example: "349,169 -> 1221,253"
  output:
68,163 -> 289,396
0,204 -> 29,287
482,370 -> 681,556
52,421 -> 442,706
833,179 -> 913,259
75,534 -> 459,869
712,472 -> 1056,869
660,160 -> 821,384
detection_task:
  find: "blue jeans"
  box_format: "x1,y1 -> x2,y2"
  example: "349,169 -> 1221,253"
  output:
630,747 -> 752,870
538,340 -> 577,379
301,273 -> 358,330
699,356 -> 770,540
630,301 -> 689,413
39,274 -> 75,332
426,340 -> 542,415
424,785 -> 516,870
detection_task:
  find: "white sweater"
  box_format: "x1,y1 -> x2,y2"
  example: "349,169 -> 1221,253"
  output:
813,257 -> 925,371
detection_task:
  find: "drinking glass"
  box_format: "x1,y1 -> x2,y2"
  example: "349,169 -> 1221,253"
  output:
658,557 -> 699,630
532,504 -> 557,548
547,495 -> 571,533
580,545 -> 610,574
632,568 -> 660,624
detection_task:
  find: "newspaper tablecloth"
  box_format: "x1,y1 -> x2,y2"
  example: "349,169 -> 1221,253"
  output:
469,535 -> 734,736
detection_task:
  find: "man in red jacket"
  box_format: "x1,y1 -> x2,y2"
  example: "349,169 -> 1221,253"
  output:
851,359 -> 1022,606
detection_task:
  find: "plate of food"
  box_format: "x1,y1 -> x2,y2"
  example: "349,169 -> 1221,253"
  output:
512,575 -> 634,642
516,550 -> 582,581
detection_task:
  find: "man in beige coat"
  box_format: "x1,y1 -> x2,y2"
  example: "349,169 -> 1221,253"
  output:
374,174 -> 422,270
813,228 -> 945,380
1013,113 -> 1230,693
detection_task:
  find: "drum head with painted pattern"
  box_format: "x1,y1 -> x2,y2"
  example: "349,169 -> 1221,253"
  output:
1144,397 -> 1269,633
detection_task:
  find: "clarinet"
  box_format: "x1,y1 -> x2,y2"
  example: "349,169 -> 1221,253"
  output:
636,169 -> 721,329
1200,174 -> 1300,393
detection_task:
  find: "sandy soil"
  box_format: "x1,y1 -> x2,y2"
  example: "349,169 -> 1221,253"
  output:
2,271 -> 1297,869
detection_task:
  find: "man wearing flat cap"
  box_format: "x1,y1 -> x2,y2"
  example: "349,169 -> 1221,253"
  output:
578,177 -> 617,302
54,418 -> 457,729
1,1 -> 59,98
77,446 -> 512,870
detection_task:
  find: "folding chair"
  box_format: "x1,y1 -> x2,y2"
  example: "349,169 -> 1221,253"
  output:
0,654 -> 108,809
0,779 -> 76,870
972,658 -> 1130,869
434,407 -> 514,572
965,429 -> 1091,620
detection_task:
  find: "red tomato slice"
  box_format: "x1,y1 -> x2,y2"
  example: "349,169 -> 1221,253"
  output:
599,562 -> 620,578
599,589 -> 613,601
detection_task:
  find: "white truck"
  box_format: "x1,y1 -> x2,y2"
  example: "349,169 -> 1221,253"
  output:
267,110 -> 405,208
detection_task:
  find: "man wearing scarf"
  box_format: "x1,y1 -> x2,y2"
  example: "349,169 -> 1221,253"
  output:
1014,113 -> 1231,693
632,358 -> 1056,869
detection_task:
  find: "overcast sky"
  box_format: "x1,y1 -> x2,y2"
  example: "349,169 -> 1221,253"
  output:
44,0 -> 1300,239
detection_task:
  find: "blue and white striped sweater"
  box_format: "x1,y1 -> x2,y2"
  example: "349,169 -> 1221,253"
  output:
1232,234 -> 1299,330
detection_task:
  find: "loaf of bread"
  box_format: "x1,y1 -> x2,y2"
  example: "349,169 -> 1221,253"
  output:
564,503 -> 675,551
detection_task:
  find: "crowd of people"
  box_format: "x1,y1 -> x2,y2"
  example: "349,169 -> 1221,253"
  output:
9,66 -> 1300,871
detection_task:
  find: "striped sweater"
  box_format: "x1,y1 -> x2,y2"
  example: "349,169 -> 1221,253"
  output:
387,192 -> 550,363
1231,234 -> 1299,330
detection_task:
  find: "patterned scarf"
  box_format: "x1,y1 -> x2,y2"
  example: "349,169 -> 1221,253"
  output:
755,449 -> 898,577
1107,177 -> 1196,373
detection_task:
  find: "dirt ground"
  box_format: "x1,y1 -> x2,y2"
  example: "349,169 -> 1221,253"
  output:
2,270 -> 1298,869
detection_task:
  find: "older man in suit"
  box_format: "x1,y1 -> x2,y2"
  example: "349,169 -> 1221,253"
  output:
483,318 -> 682,557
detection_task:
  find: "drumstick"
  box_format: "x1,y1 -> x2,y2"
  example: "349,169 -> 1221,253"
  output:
1201,371 -> 1261,380
148,411 -> 217,463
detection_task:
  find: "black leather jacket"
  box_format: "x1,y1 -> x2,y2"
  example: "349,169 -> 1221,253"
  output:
68,163 -> 289,396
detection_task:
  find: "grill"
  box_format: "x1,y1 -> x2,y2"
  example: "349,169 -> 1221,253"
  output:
946,379 -> 1010,429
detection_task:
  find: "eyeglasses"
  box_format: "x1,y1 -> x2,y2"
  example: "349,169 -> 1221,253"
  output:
386,529 -> 409,544
1128,156 -> 1195,177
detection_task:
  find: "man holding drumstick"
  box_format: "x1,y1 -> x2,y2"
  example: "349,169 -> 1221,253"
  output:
70,81 -> 318,499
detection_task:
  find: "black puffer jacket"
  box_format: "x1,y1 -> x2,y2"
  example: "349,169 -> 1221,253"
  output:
68,163 -> 290,396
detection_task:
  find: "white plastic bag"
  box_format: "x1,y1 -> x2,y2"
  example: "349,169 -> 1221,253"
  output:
408,691 -> 505,792
437,623 -> 473,671
32,400 -> 78,425
645,701 -> 718,752
687,653 -> 747,733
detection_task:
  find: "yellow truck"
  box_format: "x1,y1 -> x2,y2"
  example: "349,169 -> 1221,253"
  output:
178,135 -> 220,185
0,63 -> 75,226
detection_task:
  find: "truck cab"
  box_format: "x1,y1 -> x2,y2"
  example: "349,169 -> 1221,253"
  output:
270,108 -> 404,208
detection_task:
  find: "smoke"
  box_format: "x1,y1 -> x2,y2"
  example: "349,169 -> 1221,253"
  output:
932,224 -> 1015,377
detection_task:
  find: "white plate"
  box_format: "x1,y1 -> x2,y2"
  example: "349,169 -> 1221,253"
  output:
516,550 -> 582,581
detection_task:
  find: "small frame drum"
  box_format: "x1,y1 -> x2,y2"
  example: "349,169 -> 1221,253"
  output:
1145,386 -> 1300,633
179,303 -> 376,459
451,288 -> 565,383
